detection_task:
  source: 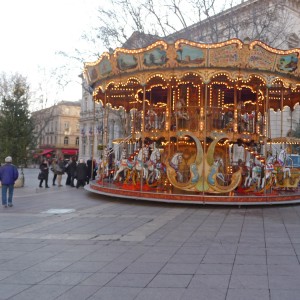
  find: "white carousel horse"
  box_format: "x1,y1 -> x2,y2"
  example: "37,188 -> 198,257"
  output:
169,152 -> 184,182
134,146 -> 150,179
113,148 -> 135,181
260,161 -> 275,189
244,163 -> 262,188
215,158 -> 226,183
99,147 -> 110,178
145,109 -> 157,131
175,98 -> 189,120
146,147 -> 161,183
278,149 -> 291,178
208,158 -> 225,185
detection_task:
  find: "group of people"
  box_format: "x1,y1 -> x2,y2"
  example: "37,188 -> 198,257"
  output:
38,157 -> 97,189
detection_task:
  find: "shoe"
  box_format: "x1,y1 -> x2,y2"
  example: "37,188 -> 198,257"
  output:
53,183 -> 56,186
3,205 -> 7,208
39,186 -> 42,188
45,186 -> 49,188
58,185 -> 63,187
8,204 -> 13,207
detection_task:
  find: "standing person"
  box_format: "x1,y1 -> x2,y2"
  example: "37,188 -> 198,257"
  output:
56,158 -> 65,187
67,156 -> 77,187
51,159 -> 58,186
39,159 -> 49,188
0,156 -> 19,208
87,158 -> 97,183
76,159 -> 88,188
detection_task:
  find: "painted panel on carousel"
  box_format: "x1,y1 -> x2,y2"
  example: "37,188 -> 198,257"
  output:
143,47 -> 167,67
275,53 -> 298,73
209,44 -> 239,67
99,57 -> 113,76
117,53 -> 138,71
87,66 -> 98,82
248,44 -> 275,71
176,44 -> 206,65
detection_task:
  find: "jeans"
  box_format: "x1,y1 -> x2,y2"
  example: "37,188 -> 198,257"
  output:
2,184 -> 14,205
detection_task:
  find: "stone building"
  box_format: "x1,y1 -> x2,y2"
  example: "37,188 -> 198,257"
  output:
78,78 -> 128,162
32,101 -> 81,160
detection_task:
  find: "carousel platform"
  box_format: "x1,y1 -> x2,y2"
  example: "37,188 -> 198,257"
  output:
85,180 -> 300,206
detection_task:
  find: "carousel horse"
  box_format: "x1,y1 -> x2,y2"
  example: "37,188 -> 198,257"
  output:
244,162 -> 262,188
146,147 -> 161,185
175,98 -> 189,120
278,149 -> 291,178
134,146 -> 150,180
169,152 -> 184,182
145,109 -> 157,131
113,149 -> 136,181
208,158 -> 225,185
260,161 -> 275,189
99,147 -> 110,179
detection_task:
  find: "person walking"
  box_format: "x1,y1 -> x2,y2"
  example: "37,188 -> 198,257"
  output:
0,156 -> 19,208
76,159 -> 88,188
51,159 -> 58,186
56,158 -> 65,187
39,159 -> 49,188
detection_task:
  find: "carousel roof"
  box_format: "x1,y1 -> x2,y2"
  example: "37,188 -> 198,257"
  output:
83,38 -> 300,110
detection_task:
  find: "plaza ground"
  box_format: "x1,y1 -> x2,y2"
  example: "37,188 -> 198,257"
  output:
0,168 -> 300,299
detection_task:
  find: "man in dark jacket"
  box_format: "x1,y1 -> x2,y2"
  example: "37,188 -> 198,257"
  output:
0,156 -> 19,208
76,159 -> 88,188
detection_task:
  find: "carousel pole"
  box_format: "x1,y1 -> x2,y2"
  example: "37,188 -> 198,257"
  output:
102,90 -> 107,186
91,99 -> 95,182
233,82 -> 238,134
264,85 -> 270,196
203,81 -> 209,196
166,81 -> 172,159
141,83 -> 146,191
280,85 -> 284,139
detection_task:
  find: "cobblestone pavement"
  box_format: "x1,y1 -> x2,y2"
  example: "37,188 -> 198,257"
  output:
0,168 -> 300,299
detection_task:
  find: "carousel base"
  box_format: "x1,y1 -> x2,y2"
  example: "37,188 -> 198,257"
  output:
85,181 -> 300,206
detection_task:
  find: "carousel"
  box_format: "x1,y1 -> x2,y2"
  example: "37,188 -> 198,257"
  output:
83,38 -> 300,205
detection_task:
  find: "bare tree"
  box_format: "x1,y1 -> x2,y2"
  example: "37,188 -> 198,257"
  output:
78,0 -> 297,52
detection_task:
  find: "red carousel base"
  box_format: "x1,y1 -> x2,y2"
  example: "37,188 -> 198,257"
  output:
85,181 -> 300,205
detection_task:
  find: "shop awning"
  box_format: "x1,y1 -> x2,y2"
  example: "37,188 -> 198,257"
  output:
40,149 -> 54,155
62,149 -> 78,155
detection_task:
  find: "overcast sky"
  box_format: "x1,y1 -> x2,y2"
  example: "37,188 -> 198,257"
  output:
0,0 -> 102,106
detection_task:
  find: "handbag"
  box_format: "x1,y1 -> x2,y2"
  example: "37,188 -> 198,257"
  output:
38,172 -> 45,180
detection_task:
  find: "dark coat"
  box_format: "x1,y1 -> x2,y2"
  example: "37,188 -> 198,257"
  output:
67,161 -> 77,176
39,162 -> 49,178
0,163 -> 19,185
76,163 -> 88,181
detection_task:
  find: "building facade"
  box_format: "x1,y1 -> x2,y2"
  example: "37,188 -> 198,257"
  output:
79,78 -> 129,162
32,101 -> 81,160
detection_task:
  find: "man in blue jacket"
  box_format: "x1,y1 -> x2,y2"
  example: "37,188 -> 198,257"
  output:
0,156 -> 19,208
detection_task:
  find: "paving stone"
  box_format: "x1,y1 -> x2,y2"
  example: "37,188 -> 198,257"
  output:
180,287 -> 227,300
55,285 -> 100,300
135,287 -> 185,300
9,284 -> 71,300
88,287 -> 142,300
147,274 -> 192,288
106,273 -> 155,287
226,288 -> 269,300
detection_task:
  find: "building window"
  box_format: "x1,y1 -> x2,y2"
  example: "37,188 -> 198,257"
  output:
64,122 -> 69,129
64,136 -> 69,145
75,137 -> 79,146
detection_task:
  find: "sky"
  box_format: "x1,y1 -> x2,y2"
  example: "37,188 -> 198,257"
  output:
0,0 -> 102,107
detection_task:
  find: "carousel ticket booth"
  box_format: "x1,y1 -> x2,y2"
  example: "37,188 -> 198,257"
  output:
83,38 -> 300,205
